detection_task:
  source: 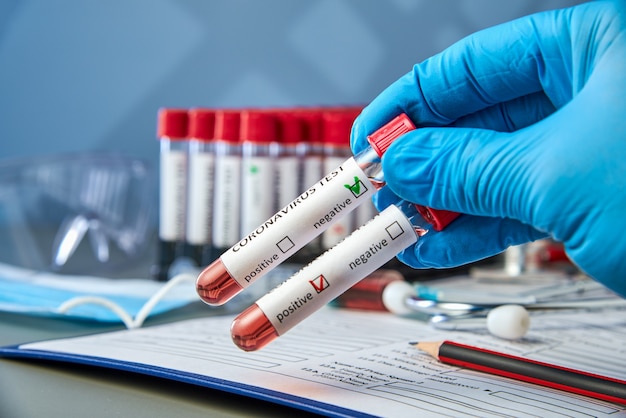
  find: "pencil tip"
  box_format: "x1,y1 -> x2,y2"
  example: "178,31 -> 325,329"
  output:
408,341 -> 419,345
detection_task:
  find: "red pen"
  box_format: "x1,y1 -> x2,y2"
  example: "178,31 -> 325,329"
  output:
413,340 -> 626,405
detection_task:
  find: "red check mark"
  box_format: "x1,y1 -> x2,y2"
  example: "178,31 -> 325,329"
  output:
309,275 -> 329,293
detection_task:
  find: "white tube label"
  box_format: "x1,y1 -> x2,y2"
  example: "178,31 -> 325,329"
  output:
301,155 -> 322,192
256,205 -> 418,335
212,155 -> 241,248
241,156 -> 275,237
159,150 -> 187,241
220,157 -> 375,288
186,151 -> 215,245
275,156 -> 300,209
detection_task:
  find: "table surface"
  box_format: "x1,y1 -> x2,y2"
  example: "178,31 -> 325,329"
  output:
0,272 -> 323,418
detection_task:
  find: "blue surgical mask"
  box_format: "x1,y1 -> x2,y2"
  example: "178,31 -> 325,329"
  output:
0,262 -> 199,327
0,261 -> 299,328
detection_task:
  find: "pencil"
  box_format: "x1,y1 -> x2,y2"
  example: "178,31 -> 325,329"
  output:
411,340 -> 626,405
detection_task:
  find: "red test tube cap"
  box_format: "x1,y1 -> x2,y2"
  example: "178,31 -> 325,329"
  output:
298,108 -> 323,144
367,113 -> 415,157
240,109 -> 277,143
214,109 -> 241,142
276,111 -> 304,145
157,108 -> 188,140
188,108 -> 215,141
368,113 -> 460,231
322,108 -> 359,147
416,206 -> 460,231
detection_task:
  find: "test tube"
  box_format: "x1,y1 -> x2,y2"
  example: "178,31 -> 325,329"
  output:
185,108 -> 216,266
231,200 -> 459,351
295,108 -> 324,258
273,110 -> 304,210
329,269 -> 405,311
240,109 -> 278,238
153,108 -> 189,281
211,110 -> 242,254
320,108 -> 360,250
296,108 -> 324,195
349,108 -> 378,242
196,113 -> 415,306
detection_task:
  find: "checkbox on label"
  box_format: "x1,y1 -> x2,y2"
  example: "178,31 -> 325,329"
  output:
344,177 -> 368,198
309,275 -> 330,293
386,221 -> 405,240
276,236 -> 295,253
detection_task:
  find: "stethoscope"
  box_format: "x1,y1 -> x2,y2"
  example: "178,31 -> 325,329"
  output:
381,280 -> 626,340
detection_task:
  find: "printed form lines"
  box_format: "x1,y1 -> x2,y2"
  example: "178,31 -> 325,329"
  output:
450,372 -> 622,416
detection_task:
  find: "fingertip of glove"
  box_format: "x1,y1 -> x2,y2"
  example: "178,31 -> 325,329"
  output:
349,113 -> 368,154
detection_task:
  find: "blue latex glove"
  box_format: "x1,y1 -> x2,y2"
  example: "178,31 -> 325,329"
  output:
351,0 -> 626,297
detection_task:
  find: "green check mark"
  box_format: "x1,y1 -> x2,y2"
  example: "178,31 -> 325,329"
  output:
344,176 -> 361,194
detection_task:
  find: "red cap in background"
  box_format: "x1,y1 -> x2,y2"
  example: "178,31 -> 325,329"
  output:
214,109 -> 241,143
296,108 -> 323,145
157,108 -> 188,140
188,108 -> 215,141
275,110 -> 305,145
321,107 -> 362,147
240,109 -> 277,143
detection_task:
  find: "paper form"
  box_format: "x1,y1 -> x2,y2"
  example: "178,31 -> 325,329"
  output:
14,306 -> 626,418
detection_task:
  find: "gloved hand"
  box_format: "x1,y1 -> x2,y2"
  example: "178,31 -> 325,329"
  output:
351,0 -> 626,297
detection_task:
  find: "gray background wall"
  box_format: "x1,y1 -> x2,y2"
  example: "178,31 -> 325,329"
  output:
0,0 -> 583,169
